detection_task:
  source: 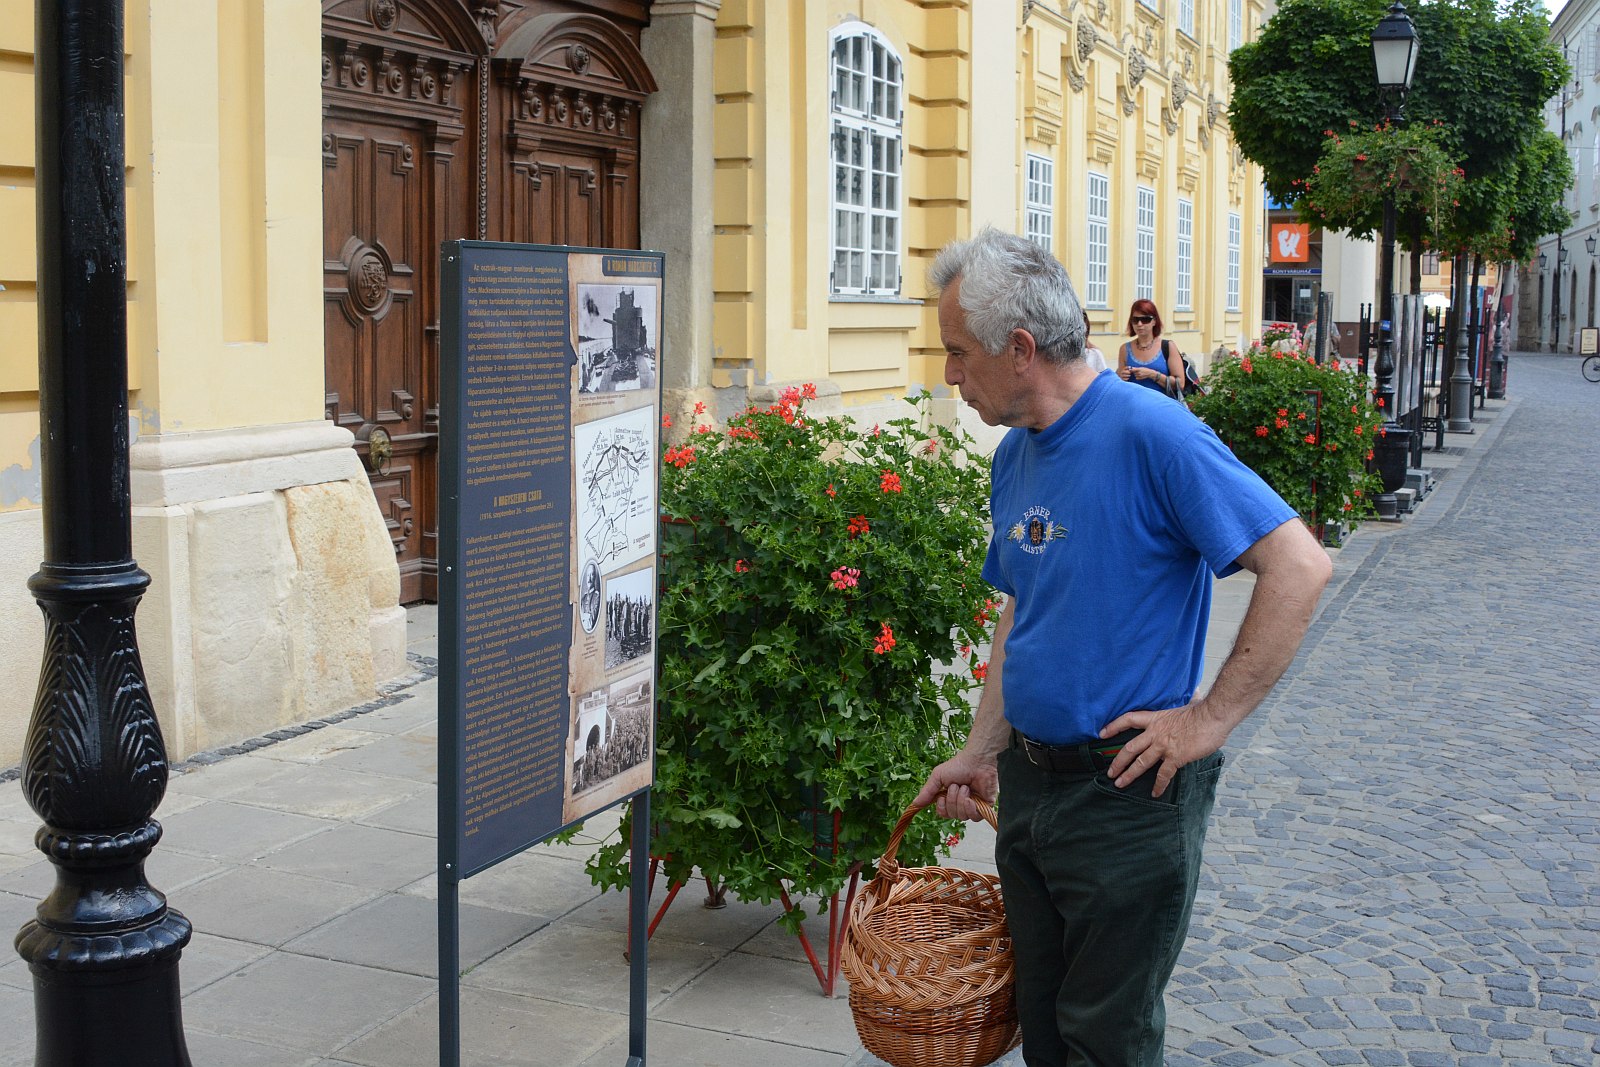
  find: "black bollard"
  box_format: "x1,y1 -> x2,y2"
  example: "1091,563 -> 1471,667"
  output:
17,1 -> 194,1063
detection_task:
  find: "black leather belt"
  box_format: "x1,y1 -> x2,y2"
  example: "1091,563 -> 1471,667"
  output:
1010,728 -> 1142,774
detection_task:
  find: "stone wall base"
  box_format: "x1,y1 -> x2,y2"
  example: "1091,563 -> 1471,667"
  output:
122,420 -> 404,761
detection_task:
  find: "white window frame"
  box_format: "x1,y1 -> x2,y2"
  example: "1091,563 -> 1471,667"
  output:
1136,185 -> 1156,302
1086,172 -> 1110,308
1178,0 -> 1195,37
830,25 -> 903,297
1176,198 -> 1193,311
1227,212 -> 1242,312
1024,153 -> 1055,252
1229,0 -> 1244,51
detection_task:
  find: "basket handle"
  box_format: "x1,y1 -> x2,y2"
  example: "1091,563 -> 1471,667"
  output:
875,797 -> 998,883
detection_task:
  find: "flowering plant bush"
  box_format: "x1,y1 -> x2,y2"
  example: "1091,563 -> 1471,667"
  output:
583,387 -> 997,928
1189,336 -> 1384,528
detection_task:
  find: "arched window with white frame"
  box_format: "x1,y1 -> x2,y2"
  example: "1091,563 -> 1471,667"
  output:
830,24 -> 903,296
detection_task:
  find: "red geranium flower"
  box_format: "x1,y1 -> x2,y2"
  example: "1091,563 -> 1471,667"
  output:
873,622 -> 896,655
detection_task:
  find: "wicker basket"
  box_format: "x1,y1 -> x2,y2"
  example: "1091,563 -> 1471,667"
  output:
840,800 -> 1019,1067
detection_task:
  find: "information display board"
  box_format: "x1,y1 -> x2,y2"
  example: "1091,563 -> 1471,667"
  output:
436,241 -> 662,1067
438,241 -> 663,878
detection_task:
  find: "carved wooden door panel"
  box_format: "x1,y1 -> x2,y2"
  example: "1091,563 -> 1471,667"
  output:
323,119 -> 431,600
323,3 -> 653,604
322,2 -> 474,602
495,16 -> 653,251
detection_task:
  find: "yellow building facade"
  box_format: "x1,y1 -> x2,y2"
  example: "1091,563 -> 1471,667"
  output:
0,0 -> 1264,768
0,1 -> 405,767
697,0 -> 1265,445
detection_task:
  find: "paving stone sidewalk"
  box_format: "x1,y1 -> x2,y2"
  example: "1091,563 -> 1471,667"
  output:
1153,355 -> 1598,1067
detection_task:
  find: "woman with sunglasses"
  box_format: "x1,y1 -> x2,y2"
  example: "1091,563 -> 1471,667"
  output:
1117,299 -> 1186,397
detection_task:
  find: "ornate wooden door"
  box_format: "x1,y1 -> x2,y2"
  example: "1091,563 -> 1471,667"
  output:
322,1 -> 654,603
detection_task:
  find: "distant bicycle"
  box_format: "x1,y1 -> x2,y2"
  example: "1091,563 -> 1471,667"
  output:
1585,354 -> 1600,382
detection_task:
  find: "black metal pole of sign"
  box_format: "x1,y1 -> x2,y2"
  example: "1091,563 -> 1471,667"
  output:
437,241 -> 662,1067
18,1 -> 193,1064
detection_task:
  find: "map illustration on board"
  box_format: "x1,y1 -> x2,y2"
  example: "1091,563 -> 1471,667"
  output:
574,407 -> 655,573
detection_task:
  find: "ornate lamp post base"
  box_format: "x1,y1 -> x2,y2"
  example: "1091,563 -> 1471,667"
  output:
1372,424 -> 1412,519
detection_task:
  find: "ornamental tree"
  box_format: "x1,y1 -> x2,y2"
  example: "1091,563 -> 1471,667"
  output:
1229,0 -> 1567,261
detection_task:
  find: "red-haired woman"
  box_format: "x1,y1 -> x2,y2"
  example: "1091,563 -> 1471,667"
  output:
1116,299 -> 1185,397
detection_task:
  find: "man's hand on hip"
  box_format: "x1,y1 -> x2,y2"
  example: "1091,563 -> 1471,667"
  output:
1099,702 -> 1231,798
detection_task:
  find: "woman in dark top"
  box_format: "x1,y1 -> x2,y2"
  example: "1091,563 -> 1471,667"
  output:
1116,299 -> 1185,397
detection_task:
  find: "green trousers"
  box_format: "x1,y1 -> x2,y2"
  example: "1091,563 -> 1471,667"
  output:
994,745 -> 1225,1067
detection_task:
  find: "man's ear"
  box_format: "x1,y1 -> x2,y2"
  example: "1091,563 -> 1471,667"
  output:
1009,327 -> 1039,370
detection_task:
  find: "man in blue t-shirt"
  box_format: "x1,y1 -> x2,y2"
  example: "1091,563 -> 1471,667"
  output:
913,229 -> 1331,1067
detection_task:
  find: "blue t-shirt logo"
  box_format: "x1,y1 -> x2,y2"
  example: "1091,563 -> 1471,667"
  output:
1008,505 -> 1066,555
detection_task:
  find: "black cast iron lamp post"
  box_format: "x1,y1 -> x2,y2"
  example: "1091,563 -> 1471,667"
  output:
16,0 -> 194,1062
1371,0 -> 1418,511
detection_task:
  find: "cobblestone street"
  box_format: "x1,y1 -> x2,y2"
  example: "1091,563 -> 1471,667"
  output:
1164,353 -> 1600,1067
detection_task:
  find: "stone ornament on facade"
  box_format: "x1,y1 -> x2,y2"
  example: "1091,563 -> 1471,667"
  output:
1120,41 -> 1146,115
1128,45 -> 1146,87
1064,13 -> 1096,92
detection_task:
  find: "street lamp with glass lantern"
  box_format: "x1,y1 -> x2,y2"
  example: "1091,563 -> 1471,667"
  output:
1551,242 -> 1569,353
1371,1 -> 1419,506
1587,235 -> 1597,331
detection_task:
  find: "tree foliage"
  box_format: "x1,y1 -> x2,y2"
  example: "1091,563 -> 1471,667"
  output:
1229,0 -> 1568,258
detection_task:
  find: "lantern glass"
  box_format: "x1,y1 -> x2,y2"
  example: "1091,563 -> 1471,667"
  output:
1372,3 -> 1418,91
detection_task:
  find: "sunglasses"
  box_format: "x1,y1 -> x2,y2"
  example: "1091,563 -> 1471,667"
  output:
1131,315 -> 1154,325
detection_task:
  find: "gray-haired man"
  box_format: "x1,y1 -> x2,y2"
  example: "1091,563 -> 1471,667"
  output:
914,228 -> 1330,1066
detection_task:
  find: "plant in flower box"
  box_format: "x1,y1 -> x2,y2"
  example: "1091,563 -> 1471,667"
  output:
582,386 -> 997,933
1189,337 -> 1385,530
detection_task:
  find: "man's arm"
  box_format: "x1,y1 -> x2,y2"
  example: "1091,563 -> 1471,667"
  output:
911,597 -> 1015,821
1101,517 -> 1332,796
